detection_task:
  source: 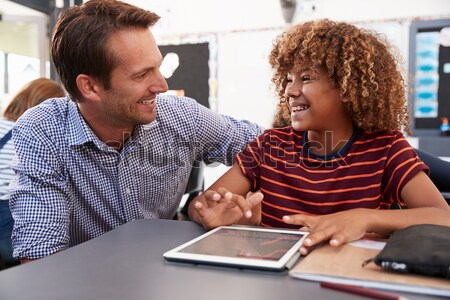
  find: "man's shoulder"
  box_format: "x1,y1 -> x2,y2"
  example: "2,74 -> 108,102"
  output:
17,97 -> 71,125
155,95 -> 203,126
156,95 -> 199,112
15,97 -> 73,136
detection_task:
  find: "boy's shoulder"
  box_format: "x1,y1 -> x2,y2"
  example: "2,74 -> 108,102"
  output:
264,126 -> 299,135
256,127 -> 303,147
358,130 -> 404,141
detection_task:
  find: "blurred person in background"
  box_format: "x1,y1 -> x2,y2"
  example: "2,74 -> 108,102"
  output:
0,78 -> 65,270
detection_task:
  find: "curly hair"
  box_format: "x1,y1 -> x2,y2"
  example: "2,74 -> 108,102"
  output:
269,19 -> 410,134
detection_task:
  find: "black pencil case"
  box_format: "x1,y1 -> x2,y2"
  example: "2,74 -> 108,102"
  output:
364,224 -> 450,278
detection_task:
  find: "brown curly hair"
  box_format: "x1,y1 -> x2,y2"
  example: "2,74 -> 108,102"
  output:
269,19 -> 411,134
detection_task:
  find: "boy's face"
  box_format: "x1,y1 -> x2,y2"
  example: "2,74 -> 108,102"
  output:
285,66 -> 350,133
95,28 -> 169,131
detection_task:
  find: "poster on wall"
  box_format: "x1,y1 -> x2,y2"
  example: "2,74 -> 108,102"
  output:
414,32 -> 440,118
159,43 -> 210,109
410,19 -> 450,131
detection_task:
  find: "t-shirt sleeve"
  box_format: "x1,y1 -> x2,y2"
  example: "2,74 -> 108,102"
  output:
382,131 -> 429,206
236,132 -> 268,192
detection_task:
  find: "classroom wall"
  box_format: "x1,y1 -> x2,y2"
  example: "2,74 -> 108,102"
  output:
131,0 -> 450,34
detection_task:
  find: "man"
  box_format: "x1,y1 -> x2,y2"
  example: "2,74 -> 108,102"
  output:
10,0 -> 262,262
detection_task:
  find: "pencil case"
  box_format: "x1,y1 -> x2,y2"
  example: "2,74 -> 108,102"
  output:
363,224 -> 450,278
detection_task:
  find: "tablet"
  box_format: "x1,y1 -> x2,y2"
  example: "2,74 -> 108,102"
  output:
163,225 -> 308,271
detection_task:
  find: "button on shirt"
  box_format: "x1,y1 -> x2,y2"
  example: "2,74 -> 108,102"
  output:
10,95 -> 262,259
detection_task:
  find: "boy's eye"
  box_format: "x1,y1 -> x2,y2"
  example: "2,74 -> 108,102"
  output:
302,75 -> 313,81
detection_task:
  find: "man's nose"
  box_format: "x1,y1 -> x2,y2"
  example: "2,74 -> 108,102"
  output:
157,70 -> 169,93
151,70 -> 169,94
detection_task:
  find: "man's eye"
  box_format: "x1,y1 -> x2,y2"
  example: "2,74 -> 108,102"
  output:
135,71 -> 148,79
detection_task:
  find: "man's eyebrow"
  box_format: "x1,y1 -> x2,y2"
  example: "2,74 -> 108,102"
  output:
130,57 -> 164,77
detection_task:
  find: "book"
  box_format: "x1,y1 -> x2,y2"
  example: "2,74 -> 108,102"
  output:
289,239 -> 450,297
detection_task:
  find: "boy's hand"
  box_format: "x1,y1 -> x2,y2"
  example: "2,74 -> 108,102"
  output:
282,208 -> 371,255
193,188 -> 263,230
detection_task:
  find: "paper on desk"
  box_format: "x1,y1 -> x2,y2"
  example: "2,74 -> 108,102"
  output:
348,239 -> 385,250
289,241 -> 450,297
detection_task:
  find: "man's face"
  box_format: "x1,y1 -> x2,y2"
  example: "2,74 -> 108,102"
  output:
98,28 -> 168,132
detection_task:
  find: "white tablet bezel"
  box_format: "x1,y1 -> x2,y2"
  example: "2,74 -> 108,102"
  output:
163,225 -> 308,271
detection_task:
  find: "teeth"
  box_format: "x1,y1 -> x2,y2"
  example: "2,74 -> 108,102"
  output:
140,100 -> 153,105
291,105 -> 309,112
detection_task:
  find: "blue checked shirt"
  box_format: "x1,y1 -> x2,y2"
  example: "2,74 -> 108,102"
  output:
10,95 -> 262,259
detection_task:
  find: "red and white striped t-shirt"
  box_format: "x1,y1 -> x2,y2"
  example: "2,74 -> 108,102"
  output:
236,127 -> 428,229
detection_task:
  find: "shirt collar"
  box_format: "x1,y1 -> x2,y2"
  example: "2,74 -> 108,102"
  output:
66,97 -> 157,150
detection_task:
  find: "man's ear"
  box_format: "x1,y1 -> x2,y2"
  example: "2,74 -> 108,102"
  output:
76,74 -> 103,101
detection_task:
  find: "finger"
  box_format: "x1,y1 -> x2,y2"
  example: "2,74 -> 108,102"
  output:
299,226 -> 310,232
329,231 -> 363,247
215,187 -> 234,202
305,226 -> 337,248
193,201 -> 207,218
212,187 -> 234,207
233,192 -> 263,218
299,246 -> 310,256
247,192 -> 263,207
202,190 -> 222,203
230,194 -> 253,218
282,214 -> 311,226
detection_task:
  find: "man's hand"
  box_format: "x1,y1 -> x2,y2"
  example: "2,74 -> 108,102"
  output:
193,188 -> 263,230
283,208 -> 372,255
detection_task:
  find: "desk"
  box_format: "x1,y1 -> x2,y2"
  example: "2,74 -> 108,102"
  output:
0,219 -> 442,300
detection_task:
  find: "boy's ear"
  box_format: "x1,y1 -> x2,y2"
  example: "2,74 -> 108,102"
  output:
75,74 -> 103,101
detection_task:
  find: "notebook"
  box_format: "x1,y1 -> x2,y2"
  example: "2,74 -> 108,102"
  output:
289,239 -> 450,297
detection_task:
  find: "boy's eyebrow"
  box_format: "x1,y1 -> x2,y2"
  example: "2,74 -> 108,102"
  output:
299,66 -> 315,73
289,66 -> 314,74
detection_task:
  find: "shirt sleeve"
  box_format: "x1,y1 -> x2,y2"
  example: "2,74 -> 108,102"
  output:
189,98 -> 263,165
382,131 -> 429,206
9,111 -> 70,259
236,132 -> 269,192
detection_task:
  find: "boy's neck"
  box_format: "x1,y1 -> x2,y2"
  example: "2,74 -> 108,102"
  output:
306,126 -> 354,156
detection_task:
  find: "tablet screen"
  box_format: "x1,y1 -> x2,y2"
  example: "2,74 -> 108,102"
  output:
178,227 -> 301,261
164,226 -> 308,270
